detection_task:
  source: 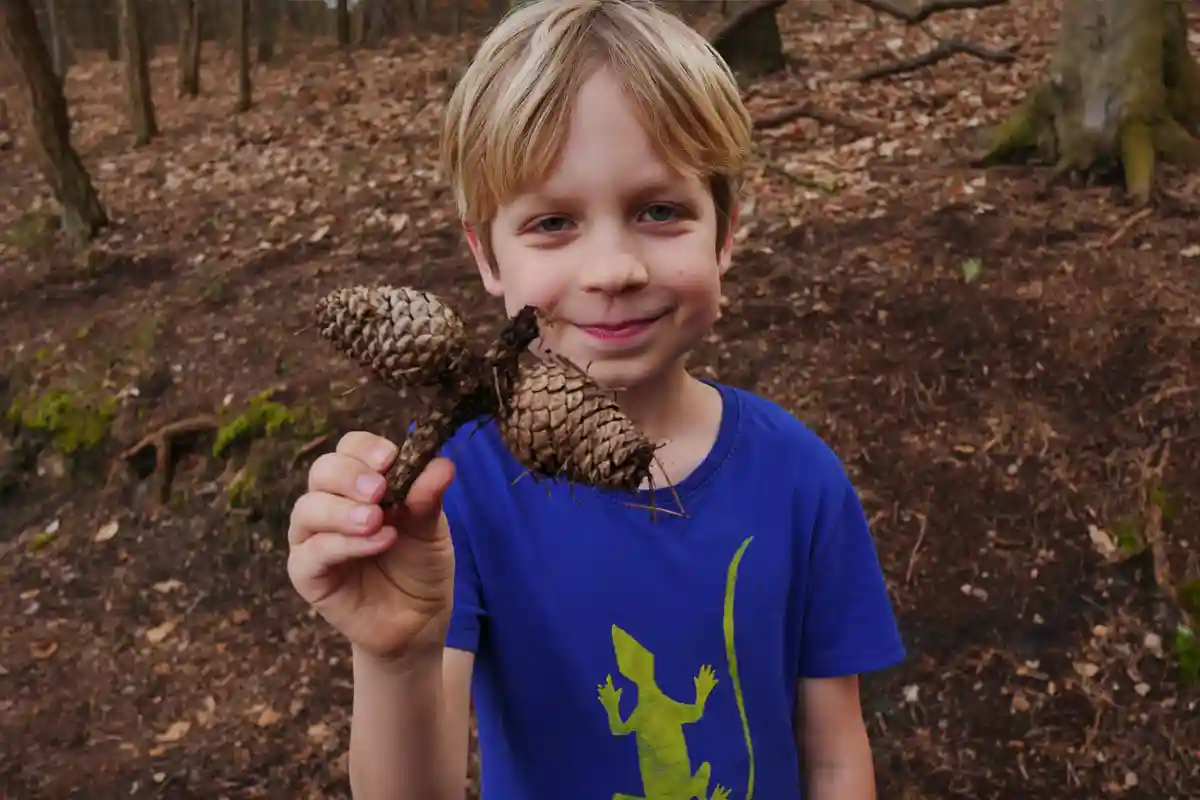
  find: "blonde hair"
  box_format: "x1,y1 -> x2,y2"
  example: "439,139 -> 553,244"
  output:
439,0 -> 753,265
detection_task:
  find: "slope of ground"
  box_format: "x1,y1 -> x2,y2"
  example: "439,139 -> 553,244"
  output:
1,2 -> 1198,798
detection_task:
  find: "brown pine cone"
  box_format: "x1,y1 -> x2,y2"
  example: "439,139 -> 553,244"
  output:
315,285 -> 470,388
497,356 -> 657,493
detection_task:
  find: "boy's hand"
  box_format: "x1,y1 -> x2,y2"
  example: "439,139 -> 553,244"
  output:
287,431 -> 456,664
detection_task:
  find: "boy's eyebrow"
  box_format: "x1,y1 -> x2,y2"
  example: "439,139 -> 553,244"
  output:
514,173 -> 698,210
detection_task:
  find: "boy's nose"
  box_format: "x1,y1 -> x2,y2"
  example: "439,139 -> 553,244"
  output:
578,251 -> 650,294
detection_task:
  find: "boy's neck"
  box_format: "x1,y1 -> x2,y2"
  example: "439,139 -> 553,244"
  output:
609,363 -> 724,488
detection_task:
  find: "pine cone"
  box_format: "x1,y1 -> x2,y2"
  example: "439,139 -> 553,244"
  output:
498,357 -> 656,493
315,285 -> 470,388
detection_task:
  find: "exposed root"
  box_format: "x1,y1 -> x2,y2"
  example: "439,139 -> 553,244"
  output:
288,433 -> 331,471
120,415 -> 220,504
1121,119 -> 1157,202
850,0 -> 1008,25
753,104 -> 880,137
1140,441 -> 1188,628
1154,117 -> 1200,167
855,37 -> 1017,82
974,86 -> 1055,167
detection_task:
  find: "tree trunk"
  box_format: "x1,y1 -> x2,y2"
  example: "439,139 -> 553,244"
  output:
979,0 -> 1200,203
177,0 -> 200,97
234,0 -> 250,112
256,0 -> 277,64
336,0 -> 350,47
118,0 -> 157,145
0,0 -> 109,243
43,0 -> 71,80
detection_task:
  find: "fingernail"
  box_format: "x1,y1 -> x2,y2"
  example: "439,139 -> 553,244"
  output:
357,473 -> 383,498
373,443 -> 397,468
350,505 -> 373,526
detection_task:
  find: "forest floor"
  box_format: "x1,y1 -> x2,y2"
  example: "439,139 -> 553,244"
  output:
2,1 -> 1199,798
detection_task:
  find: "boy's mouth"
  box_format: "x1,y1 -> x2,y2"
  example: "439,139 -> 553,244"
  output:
577,311 -> 666,341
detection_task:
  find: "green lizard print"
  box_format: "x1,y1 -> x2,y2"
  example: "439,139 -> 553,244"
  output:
596,536 -> 756,800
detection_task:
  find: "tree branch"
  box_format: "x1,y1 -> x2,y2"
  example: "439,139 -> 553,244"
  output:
855,37 -> 1017,82
851,0 -> 1009,25
754,103 -> 881,137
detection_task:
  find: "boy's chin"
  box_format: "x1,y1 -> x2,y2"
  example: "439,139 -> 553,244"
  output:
546,350 -> 681,394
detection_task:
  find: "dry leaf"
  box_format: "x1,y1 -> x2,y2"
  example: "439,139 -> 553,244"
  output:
146,619 -> 178,644
30,641 -> 58,660
257,707 -> 283,727
155,720 -> 191,743
94,520 -> 119,542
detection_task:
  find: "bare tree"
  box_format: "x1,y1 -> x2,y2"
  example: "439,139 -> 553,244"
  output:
257,0 -> 279,63
234,0 -> 250,112
336,0 -> 350,47
0,0 -> 109,243
118,0 -> 157,144
177,0 -> 201,97
979,0 -> 1200,202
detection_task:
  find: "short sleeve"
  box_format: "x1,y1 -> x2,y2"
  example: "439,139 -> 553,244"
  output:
798,474 -> 906,678
439,456 -> 487,653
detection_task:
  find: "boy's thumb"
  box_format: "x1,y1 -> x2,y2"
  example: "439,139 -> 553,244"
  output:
397,457 -> 455,535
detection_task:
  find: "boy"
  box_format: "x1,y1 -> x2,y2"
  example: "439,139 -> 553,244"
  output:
286,1 -> 905,798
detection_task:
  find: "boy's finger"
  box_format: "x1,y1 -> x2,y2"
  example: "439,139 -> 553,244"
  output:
288,491 -> 383,546
308,452 -> 388,502
335,431 -> 399,472
288,527 -> 397,593
388,457 -> 455,540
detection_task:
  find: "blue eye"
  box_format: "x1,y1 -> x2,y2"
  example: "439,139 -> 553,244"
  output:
641,204 -> 677,223
533,216 -> 570,233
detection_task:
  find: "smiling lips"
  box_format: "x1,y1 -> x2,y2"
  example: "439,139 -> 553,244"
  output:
577,310 -> 667,342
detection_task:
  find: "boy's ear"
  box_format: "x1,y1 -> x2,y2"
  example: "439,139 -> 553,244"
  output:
464,222 -> 504,297
718,201 -> 740,276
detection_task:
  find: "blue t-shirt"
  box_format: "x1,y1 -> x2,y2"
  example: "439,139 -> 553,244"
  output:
438,380 -> 905,799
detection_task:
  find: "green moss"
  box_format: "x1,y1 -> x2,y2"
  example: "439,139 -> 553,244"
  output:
7,387 -> 118,454
212,389 -> 326,458
228,466 -> 258,509
1180,580 -> 1200,620
1,210 -> 57,251
1174,625 -> 1199,685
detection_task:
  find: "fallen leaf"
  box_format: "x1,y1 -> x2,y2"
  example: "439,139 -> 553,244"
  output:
30,641 -> 58,660
94,520 -> 119,542
257,707 -> 283,727
155,720 -> 191,743
146,619 -> 179,645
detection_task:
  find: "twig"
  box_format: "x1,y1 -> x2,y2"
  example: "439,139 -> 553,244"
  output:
762,162 -> 840,194
850,0 -> 1008,25
754,103 -> 881,137
855,38 -> 1016,82
906,512 -> 929,584
121,415 -> 221,504
288,433 -> 331,470
1141,441 -> 1186,625
1104,207 -> 1153,248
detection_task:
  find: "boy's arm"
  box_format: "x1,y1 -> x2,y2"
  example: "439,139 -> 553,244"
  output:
794,675 -> 875,800
349,646 -> 475,800
792,457 -> 905,798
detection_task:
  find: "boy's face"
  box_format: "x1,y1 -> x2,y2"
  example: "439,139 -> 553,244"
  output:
465,65 -> 737,392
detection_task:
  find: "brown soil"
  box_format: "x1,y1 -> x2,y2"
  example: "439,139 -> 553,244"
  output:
2,3 -> 1198,798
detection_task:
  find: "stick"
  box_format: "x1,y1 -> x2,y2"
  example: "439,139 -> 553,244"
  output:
754,104 -> 881,137
905,513 -> 928,584
855,38 -> 1016,82
121,415 -> 221,504
1104,207 -> 1153,248
850,0 -> 1008,25
1142,441 -> 1188,626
